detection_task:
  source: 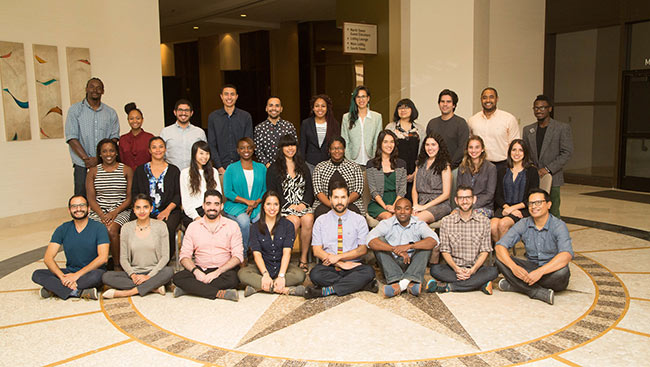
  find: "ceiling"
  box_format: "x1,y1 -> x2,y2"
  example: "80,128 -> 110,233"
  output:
159,0 -> 337,43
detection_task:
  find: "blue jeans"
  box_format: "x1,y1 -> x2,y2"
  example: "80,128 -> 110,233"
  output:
225,212 -> 259,257
375,249 -> 431,284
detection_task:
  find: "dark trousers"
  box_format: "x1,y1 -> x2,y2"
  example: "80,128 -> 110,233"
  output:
491,160 -> 507,173
313,203 -> 361,221
73,164 -> 87,197
430,263 -> 498,292
172,267 -> 239,299
309,263 -> 375,296
32,268 -> 105,300
496,257 -> 570,298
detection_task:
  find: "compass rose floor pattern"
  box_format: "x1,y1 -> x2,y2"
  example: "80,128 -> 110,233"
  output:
1,184 -> 649,367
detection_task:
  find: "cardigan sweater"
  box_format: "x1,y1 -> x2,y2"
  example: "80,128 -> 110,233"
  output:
223,160 -> 267,218
365,158 -> 408,199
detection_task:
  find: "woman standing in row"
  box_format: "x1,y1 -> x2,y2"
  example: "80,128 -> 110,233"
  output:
385,99 -> 423,201
87,139 -> 133,270
341,86 -> 383,166
299,94 -> 340,172
119,102 -> 153,170
132,137 -> 181,260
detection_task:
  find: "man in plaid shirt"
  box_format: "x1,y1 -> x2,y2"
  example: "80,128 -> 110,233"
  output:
427,185 -> 498,295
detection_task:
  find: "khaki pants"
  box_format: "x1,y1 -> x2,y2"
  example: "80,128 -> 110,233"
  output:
237,263 -> 305,290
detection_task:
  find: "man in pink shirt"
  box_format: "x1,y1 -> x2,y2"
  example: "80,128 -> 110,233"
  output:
172,190 -> 243,301
467,87 -> 520,172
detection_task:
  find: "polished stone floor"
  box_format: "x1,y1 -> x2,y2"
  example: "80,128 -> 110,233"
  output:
1,184 -> 649,367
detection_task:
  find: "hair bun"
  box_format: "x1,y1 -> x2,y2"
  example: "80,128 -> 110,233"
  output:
124,102 -> 137,114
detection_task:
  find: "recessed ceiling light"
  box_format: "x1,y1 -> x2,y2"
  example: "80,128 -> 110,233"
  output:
240,14 -> 247,17
321,48 -> 325,51
193,26 -> 199,30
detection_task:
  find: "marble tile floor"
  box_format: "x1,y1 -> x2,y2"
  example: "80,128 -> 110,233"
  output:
1,184 -> 649,367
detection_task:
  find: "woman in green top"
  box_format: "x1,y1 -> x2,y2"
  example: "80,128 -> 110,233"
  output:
366,130 -> 407,220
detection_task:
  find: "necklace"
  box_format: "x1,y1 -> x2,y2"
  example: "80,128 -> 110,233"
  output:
136,223 -> 150,231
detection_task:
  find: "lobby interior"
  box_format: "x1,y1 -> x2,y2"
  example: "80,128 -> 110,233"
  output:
1,1 -> 650,366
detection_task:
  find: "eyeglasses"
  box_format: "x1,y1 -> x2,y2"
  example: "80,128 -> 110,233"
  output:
176,108 -> 191,113
528,200 -> 547,207
532,106 -> 550,111
69,203 -> 87,209
330,146 -> 345,151
456,196 -> 474,201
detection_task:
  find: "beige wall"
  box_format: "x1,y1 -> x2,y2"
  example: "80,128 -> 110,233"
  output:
270,22 -> 300,129
404,0 -> 545,132
0,0 -> 164,219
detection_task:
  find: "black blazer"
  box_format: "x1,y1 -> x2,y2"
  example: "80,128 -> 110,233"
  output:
299,117 -> 330,167
494,165 -> 539,211
266,161 -> 314,208
132,163 -> 181,213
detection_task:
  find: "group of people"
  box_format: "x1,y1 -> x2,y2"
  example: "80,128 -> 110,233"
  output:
33,78 -> 575,306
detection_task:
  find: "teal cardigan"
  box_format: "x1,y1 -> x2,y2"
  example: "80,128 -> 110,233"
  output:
223,161 -> 267,218
341,110 -> 383,161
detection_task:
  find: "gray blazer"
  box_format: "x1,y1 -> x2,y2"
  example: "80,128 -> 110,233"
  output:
366,158 -> 408,199
523,118 -> 573,186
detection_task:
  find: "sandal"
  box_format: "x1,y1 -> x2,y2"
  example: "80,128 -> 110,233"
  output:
299,261 -> 309,272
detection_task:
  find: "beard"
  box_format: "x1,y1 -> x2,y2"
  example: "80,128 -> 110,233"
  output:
332,203 -> 347,214
71,211 -> 88,220
205,210 -> 220,220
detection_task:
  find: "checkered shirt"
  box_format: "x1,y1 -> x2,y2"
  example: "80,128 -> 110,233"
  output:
439,210 -> 491,267
312,159 -> 365,215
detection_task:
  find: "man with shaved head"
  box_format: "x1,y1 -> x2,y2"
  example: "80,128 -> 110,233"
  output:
367,198 -> 439,298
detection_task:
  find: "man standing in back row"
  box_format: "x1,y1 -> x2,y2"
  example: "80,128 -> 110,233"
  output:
253,96 -> 297,167
65,78 -> 119,196
160,99 -> 207,170
426,89 -> 469,169
523,95 -> 573,218
467,87 -> 520,171
208,84 -> 253,174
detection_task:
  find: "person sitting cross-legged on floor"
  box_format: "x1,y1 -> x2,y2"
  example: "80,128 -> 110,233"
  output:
32,195 -> 108,300
428,185 -> 498,295
238,191 -> 306,297
101,194 -> 173,299
494,188 -> 573,305
305,180 -> 377,298
172,189 -> 243,301
367,197 -> 438,298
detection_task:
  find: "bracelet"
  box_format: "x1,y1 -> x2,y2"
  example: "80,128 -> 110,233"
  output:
191,266 -> 202,274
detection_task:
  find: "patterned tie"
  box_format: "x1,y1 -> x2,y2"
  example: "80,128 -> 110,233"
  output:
337,218 -> 343,254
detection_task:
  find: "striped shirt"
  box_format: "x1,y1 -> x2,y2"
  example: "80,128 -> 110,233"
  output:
65,99 -> 119,166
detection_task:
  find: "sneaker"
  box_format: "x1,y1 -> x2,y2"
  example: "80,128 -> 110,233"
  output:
407,282 -> 422,297
216,289 -> 239,302
40,288 -> 52,299
80,288 -> 98,300
102,289 -> 116,299
533,288 -> 554,305
173,286 -> 185,298
426,279 -> 449,293
290,285 -> 306,297
498,278 -> 514,292
157,285 -> 166,296
481,281 -> 493,295
382,284 -> 401,298
362,279 -> 379,293
304,286 -> 323,299
244,285 -> 257,297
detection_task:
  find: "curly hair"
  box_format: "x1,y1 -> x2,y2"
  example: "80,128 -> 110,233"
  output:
96,138 -> 118,165
416,134 -> 450,175
189,141 -> 218,196
459,135 -> 487,175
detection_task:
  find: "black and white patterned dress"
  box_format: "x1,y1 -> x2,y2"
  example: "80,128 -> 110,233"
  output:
88,163 -> 131,226
312,159 -> 365,215
281,173 -> 314,217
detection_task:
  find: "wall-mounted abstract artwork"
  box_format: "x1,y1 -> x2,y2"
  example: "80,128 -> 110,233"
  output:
0,41 -> 31,141
33,44 -> 63,139
66,47 -> 91,105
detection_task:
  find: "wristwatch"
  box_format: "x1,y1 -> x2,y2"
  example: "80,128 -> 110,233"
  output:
278,273 -> 285,278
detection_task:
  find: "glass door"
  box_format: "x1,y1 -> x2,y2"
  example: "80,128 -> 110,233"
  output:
619,70 -> 650,192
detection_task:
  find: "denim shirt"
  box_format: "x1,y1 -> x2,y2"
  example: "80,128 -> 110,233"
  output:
249,217 -> 295,278
496,214 -> 574,265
